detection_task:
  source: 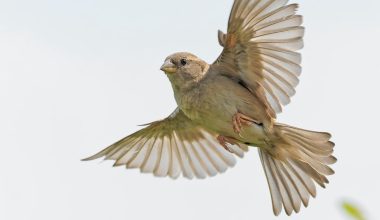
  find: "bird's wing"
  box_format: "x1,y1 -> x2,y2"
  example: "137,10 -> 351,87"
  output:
213,0 -> 304,116
83,108 -> 248,179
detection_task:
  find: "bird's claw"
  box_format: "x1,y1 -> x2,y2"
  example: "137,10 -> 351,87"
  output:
232,112 -> 259,134
217,135 -> 238,153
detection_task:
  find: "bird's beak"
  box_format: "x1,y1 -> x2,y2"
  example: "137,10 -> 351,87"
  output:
160,60 -> 177,74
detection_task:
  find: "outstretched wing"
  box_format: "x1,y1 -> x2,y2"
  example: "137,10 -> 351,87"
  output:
214,0 -> 304,116
83,108 -> 248,179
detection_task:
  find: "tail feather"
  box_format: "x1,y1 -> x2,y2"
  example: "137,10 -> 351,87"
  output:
285,132 -> 335,155
259,123 -> 336,216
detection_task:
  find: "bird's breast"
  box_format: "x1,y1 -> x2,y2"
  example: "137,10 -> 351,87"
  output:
176,88 -> 205,121
176,84 -> 236,131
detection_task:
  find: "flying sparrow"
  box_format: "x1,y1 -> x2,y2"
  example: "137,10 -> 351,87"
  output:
83,0 -> 336,216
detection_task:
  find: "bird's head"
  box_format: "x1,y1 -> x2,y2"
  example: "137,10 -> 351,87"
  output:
160,52 -> 209,90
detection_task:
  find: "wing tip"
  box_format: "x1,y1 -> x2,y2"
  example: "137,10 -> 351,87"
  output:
81,154 -> 103,162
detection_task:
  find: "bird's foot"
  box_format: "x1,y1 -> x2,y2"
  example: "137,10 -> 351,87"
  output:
217,135 -> 238,153
232,112 -> 260,134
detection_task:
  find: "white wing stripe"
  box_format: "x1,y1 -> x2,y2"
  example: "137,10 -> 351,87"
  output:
128,138 -> 153,169
140,138 -> 160,173
113,137 -> 145,165
154,136 -> 171,177
185,140 -> 208,179
129,137 -> 154,168
173,132 -> 194,179
253,5 -> 298,30
169,135 -> 182,179
108,136 -> 140,161
196,143 -> 219,176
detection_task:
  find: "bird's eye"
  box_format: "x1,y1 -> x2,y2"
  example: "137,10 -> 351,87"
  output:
180,59 -> 187,66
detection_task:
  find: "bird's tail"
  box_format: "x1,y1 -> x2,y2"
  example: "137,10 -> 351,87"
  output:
258,123 -> 336,216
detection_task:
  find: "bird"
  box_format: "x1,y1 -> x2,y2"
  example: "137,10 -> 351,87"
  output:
83,0 -> 336,216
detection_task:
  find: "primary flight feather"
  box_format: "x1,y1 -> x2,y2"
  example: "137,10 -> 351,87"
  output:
83,0 -> 336,216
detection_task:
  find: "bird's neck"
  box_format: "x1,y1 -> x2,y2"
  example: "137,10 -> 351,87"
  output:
172,84 -> 203,121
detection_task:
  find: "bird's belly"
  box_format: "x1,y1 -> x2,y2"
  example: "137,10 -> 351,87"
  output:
182,90 -> 266,146
199,110 -> 266,146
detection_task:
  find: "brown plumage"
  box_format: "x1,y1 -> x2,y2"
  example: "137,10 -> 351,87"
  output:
83,0 -> 336,216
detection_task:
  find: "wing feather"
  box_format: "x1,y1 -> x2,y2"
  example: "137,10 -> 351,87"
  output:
214,0 -> 304,115
83,108 -> 248,179
140,137 -> 160,173
154,136 -> 171,177
169,135 -> 182,179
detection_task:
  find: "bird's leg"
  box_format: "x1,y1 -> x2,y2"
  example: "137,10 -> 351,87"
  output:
217,135 -> 238,153
232,112 -> 261,134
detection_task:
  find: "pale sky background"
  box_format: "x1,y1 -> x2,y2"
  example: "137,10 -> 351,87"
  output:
1,0 -> 379,219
